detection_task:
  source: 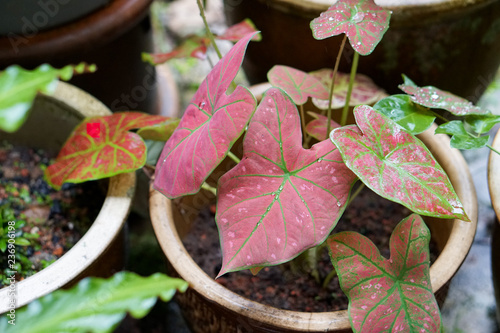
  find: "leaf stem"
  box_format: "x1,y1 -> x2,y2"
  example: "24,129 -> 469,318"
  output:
327,34 -> 347,134
227,151 -> 241,163
487,144 -> 500,156
201,182 -> 217,195
299,104 -> 308,144
340,51 -> 360,126
196,0 -> 222,60
347,182 -> 365,206
322,267 -> 337,289
428,109 -> 449,123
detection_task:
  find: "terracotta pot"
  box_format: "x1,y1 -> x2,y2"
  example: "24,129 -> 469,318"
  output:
150,126 -> 477,331
488,128 -> 500,325
0,0 -> 157,114
0,81 -> 135,313
224,0 -> 500,103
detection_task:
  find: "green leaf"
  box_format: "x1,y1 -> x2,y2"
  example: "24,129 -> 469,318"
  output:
0,272 -> 188,333
374,94 -> 435,134
0,238 -> 6,252
464,114 -> 500,135
401,74 -> 417,87
435,121 -> 489,150
13,238 -> 31,246
0,63 -> 96,133
137,118 -> 180,141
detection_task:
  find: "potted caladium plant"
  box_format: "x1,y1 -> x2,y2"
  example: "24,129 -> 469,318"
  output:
148,0 -> 495,332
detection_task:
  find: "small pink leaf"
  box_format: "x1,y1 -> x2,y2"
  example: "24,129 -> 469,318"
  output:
217,19 -> 262,42
310,69 -> 385,109
328,214 -> 442,333
305,112 -> 341,141
330,105 -> 469,221
153,33 -> 257,198
141,35 -> 209,65
310,0 -> 391,55
267,65 -> 329,105
45,112 -> 167,189
399,83 -> 489,116
216,88 -> 357,276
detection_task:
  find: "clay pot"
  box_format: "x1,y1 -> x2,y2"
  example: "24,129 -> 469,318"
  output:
0,0 -> 156,113
224,0 -> 500,103
488,128 -> 500,325
0,82 -> 135,313
150,127 -> 477,331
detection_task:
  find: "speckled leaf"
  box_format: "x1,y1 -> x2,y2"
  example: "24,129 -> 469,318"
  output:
305,112 -> 341,141
374,95 -> 435,135
435,121 -> 489,150
310,0 -> 391,55
328,214 -> 441,333
0,63 -> 96,133
330,105 -> 469,221
217,19 -> 262,42
399,83 -> 489,116
267,65 -> 329,105
216,88 -> 357,276
45,112 -> 167,189
141,35 -> 210,65
310,69 -> 385,110
137,118 -> 180,141
154,33 -> 257,198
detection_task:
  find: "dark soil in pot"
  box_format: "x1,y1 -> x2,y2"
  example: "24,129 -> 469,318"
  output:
182,185 -> 439,313
0,142 -> 104,287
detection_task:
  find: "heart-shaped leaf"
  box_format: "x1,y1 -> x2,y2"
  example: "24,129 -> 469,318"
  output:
310,0 -> 391,55
217,19 -> 262,42
142,35 -> 210,65
310,69 -> 385,110
435,121 -> 489,150
216,88 -> 357,276
305,111 -> 341,141
0,63 -> 96,133
374,95 -> 436,135
154,33 -> 257,198
399,82 -> 489,116
137,118 -> 180,141
45,112 -> 167,189
267,65 -> 329,105
0,272 -> 187,333
330,105 -> 469,221
328,214 -> 441,333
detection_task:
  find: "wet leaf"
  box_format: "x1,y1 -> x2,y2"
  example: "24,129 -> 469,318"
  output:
435,121 -> 489,150
137,118 -> 180,141
267,65 -> 329,105
374,95 -> 435,135
0,63 -> 96,133
328,214 -> 441,333
399,82 -> 489,116
141,35 -> 210,65
330,105 -> 469,221
310,69 -> 385,109
0,272 -> 187,333
154,33 -> 257,198
310,0 -> 391,55
217,19 -> 262,42
216,88 -> 357,276
464,114 -> 500,135
45,112 -> 167,189
305,112 -> 341,141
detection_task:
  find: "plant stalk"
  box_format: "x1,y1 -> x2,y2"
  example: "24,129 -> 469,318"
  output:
299,104 -> 307,144
201,182 -> 217,196
196,0 -> 222,60
340,51 -> 360,126
487,144 -> 500,156
326,34 -> 348,135
347,182 -> 365,206
227,151 -> 241,163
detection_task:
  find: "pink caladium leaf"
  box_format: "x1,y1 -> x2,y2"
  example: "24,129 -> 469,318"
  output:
267,65 -> 329,105
45,112 -> 167,189
399,80 -> 489,116
310,69 -> 385,110
216,88 -> 357,276
153,33 -> 257,198
310,0 -> 391,55
328,214 -> 441,333
217,19 -> 262,42
305,112 -> 341,141
330,105 -> 469,221
141,35 -> 210,65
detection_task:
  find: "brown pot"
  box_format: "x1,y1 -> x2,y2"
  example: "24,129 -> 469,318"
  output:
150,125 -> 478,332
224,0 -> 500,103
0,82 -> 135,313
488,128 -> 500,325
0,0 -> 156,114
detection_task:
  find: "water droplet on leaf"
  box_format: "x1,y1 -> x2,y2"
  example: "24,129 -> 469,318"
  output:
352,12 -> 365,24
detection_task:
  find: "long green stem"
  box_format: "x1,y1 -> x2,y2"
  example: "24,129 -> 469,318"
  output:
227,151 -> 241,163
347,182 -> 365,206
326,34 -> 348,135
322,267 -> 337,289
201,182 -> 217,196
487,144 -> 500,156
340,51 -> 360,126
196,0 -> 222,60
